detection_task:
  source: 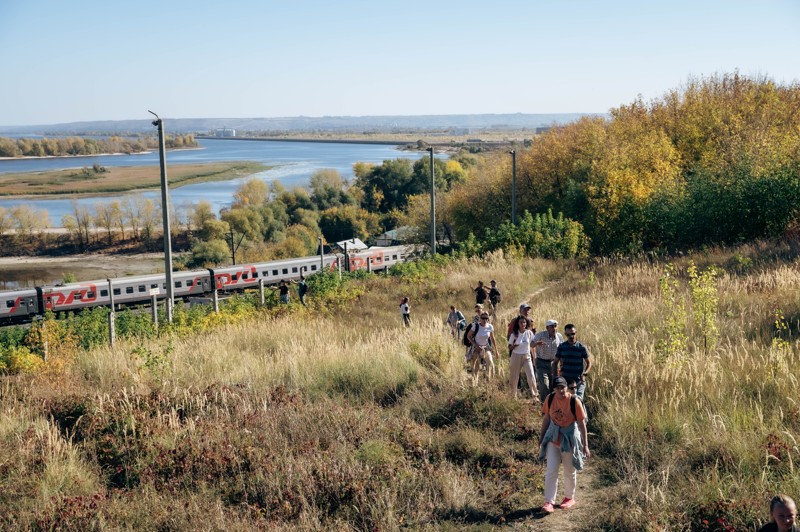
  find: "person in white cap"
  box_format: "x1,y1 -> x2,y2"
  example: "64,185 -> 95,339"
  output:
532,319 -> 564,402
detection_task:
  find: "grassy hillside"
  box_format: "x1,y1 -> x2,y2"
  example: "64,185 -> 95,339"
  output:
1,245 -> 799,529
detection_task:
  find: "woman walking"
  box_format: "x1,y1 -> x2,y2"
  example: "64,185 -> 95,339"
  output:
508,315 -> 538,400
467,311 -> 497,384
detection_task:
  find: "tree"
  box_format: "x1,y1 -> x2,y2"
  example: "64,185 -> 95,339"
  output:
190,239 -> 230,267
233,178 -> 269,207
10,205 -> 44,243
309,169 -> 356,210
62,215 -> 81,248
70,200 -> 93,249
0,207 -> 12,236
319,205 -> 380,242
94,202 -> 120,246
139,197 -> 160,245
221,207 -> 263,264
353,158 -> 423,213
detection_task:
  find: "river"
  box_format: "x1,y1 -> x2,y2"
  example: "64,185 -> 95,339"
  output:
0,138 -> 412,225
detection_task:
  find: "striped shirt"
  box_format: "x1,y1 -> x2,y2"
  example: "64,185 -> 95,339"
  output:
555,341 -> 590,383
532,331 -> 563,361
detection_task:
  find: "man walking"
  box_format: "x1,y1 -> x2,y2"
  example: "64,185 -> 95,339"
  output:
554,324 -> 592,401
532,319 -> 563,402
539,376 -> 590,513
446,305 -> 466,340
488,279 -> 502,318
473,281 -> 489,306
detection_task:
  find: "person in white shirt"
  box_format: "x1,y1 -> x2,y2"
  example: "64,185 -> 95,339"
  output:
532,319 -> 564,402
400,297 -> 411,327
467,311 -> 497,382
508,315 -> 538,400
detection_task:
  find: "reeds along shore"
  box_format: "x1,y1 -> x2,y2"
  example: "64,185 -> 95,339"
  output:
1,245 -> 799,529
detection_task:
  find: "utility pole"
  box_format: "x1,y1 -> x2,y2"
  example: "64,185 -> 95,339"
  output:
149,111 -> 174,323
510,149 -> 517,225
428,146 -> 436,256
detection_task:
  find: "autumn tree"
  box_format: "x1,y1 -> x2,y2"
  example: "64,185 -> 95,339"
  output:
233,178 -> 269,207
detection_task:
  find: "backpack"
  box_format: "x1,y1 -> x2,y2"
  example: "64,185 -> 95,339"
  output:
490,287 -> 502,304
546,392 -> 578,418
462,322 -> 476,346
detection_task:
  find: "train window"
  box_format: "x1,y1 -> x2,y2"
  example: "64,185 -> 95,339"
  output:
282,268 -> 288,274
74,293 -> 82,300
162,283 -> 167,289
311,265 -> 317,271
151,283 -> 158,289
187,280 -> 194,287
272,270 -> 278,276
242,273 -> 249,280
126,287 -> 134,294
231,274 -> 238,281
393,255 -> 398,260
138,285 -> 146,292
5,300 -> 13,308
175,281 -> 182,288
114,288 -> 121,295
87,292 -> 95,298
292,267 -> 298,273
100,290 -> 108,297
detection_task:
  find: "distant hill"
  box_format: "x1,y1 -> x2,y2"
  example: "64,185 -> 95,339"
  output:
0,113 -> 603,136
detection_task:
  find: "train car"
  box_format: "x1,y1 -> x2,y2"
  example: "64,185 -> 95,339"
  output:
106,270 -> 212,306
0,288 -> 39,322
346,245 -> 417,272
212,254 -> 337,292
0,244 -> 419,324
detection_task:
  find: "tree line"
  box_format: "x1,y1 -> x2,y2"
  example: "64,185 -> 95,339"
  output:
421,72 -> 800,255
0,135 -> 197,158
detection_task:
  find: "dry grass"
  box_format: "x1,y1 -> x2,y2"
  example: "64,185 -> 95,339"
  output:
0,161 -> 267,197
2,246 -> 799,529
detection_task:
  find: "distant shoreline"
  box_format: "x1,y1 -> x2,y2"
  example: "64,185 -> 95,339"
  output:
0,146 -> 201,162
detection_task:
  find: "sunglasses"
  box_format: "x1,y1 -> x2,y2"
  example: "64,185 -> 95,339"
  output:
568,386 -> 577,391
566,333 -> 576,337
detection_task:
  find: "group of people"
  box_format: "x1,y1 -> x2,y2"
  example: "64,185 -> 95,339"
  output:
272,273 -> 308,306
446,280 -> 594,513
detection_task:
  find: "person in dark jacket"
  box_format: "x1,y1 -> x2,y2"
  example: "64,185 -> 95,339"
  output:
758,495 -> 798,532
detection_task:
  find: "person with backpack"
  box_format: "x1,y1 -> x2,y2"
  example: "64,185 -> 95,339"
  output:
488,280 -> 502,318
446,305 -> 466,340
297,272 -> 308,306
507,315 -> 538,401
467,310 -> 497,383
463,304 -> 484,362
473,281 -> 489,306
539,376 -> 590,514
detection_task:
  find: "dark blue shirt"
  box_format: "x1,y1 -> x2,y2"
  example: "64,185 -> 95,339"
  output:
556,341 -> 590,383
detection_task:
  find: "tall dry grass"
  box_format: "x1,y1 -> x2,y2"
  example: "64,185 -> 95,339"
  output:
2,247 -> 798,529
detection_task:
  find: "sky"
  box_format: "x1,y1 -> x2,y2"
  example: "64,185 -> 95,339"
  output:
1,0 -> 798,126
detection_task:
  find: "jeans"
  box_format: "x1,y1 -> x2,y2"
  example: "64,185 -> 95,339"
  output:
535,358 -> 555,402
574,380 -> 586,402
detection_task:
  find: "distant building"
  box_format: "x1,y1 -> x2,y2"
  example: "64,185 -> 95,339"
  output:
334,238 -> 368,252
375,226 -> 413,246
535,126 -> 552,135
215,128 -> 236,137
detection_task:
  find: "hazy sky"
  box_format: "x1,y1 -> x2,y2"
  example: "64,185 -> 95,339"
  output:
1,0 -> 798,126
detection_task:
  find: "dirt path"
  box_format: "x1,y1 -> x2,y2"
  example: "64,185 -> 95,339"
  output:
502,282 -> 614,531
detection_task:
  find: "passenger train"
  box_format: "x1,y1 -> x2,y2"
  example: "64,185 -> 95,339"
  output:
0,244 -> 416,324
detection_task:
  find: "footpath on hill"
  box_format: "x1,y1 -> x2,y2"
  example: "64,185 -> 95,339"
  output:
499,283 -> 616,530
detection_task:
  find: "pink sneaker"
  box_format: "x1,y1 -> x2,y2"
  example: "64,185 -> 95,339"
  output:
560,497 -> 576,509
542,502 -> 555,513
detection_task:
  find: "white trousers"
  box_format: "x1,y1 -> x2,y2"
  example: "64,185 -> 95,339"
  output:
544,442 -> 576,504
508,353 -> 536,397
